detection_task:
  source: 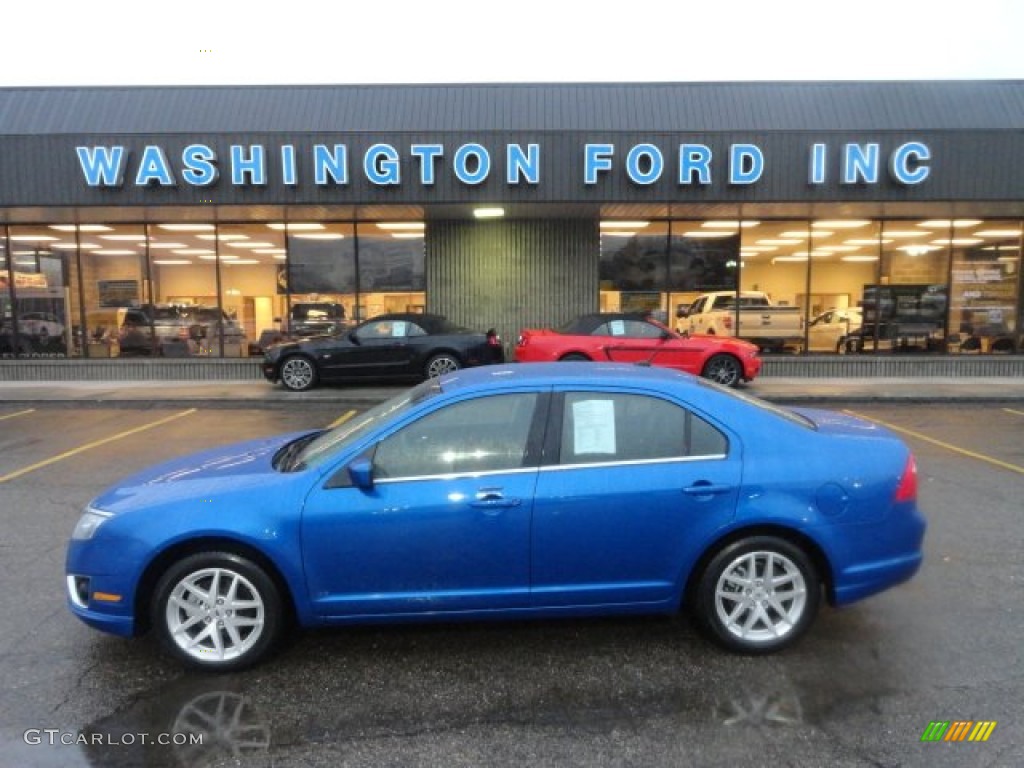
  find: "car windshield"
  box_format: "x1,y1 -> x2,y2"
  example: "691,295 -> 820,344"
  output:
289,379 -> 442,471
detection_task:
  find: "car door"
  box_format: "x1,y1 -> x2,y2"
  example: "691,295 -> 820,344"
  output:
319,319 -> 418,378
301,391 -> 548,617
598,319 -> 702,373
530,389 -> 742,608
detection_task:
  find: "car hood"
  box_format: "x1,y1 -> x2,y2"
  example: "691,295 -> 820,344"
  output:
89,430 -> 317,514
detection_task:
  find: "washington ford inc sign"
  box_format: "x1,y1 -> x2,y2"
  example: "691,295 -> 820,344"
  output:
75,140 -> 932,190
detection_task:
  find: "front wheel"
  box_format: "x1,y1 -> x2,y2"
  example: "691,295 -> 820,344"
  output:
152,552 -> 285,671
558,353 -> 591,362
692,536 -> 820,654
279,355 -> 318,391
425,352 -> 461,378
701,354 -> 743,387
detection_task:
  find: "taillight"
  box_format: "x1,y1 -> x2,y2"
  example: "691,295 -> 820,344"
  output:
894,454 -> 918,503
486,330 -> 502,347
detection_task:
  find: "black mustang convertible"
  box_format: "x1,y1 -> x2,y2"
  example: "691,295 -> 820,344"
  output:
262,313 -> 504,391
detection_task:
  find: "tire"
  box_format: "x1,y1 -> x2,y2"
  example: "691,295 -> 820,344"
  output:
558,353 -> 591,362
701,354 -> 743,387
425,352 -> 461,378
692,536 -> 820,654
279,355 -> 318,392
152,551 -> 285,671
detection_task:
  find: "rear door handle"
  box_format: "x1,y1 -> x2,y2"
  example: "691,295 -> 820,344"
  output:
683,483 -> 733,497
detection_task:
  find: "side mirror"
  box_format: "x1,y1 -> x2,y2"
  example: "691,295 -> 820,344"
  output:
660,330 -> 672,341
347,458 -> 374,489
347,331 -> 361,345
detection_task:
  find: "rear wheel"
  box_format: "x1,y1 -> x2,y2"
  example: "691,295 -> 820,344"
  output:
701,354 -> 743,387
152,552 -> 285,671
558,353 -> 590,361
279,355 -> 318,391
692,536 -> 820,654
425,352 -> 461,378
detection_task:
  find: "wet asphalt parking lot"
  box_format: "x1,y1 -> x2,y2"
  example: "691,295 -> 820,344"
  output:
0,398 -> 1021,768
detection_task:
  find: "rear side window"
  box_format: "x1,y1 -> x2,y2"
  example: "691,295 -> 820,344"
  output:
558,392 -> 727,465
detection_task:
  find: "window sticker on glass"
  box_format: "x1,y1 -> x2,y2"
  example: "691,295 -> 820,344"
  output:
391,321 -> 407,337
573,399 -> 616,454
609,320 -> 625,337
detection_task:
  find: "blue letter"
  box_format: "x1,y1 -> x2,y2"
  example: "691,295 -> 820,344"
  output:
314,144 -> 348,185
890,142 -> 931,185
454,143 -> 491,185
181,144 -> 218,186
281,145 -> 297,186
507,143 -> 540,184
364,144 -> 401,185
230,145 -> 267,185
843,143 -> 880,184
76,146 -> 126,187
411,144 -> 444,185
729,144 -> 764,185
135,146 -> 175,186
626,144 -> 663,185
584,144 -> 614,184
679,144 -> 712,185
809,143 -> 827,184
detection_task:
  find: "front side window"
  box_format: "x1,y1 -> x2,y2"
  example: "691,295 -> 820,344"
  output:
559,392 -> 727,465
374,393 -> 540,479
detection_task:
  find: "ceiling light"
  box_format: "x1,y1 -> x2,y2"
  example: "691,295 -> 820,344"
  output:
600,221 -> 649,229
100,234 -> 147,241
772,256 -> 808,263
844,239 -> 892,245
392,233 -> 425,239
49,224 -> 113,232
158,223 -> 215,231
682,230 -> 737,238
153,259 -> 192,265
930,238 -> 982,246
756,238 -> 803,245
813,220 -> 871,228
841,255 -> 880,262
701,220 -> 759,228
172,249 -> 216,256
254,248 -> 288,255
94,249 -> 137,255
916,219 -> 982,229
148,242 -> 188,249
9,234 -> 59,242
197,233 -> 249,241
602,231 -> 639,238
474,208 -> 505,219
227,241 -> 276,248
267,222 -> 325,231
817,245 -> 860,252
222,259 -> 260,265
973,229 -> 1022,237
376,222 -> 426,231
290,233 -> 345,240
899,245 -> 941,256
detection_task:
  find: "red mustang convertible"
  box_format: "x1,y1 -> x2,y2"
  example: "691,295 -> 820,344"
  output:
514,313 -> 762,387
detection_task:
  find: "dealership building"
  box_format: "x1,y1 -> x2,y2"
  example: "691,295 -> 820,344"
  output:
1,81 -> 1022,378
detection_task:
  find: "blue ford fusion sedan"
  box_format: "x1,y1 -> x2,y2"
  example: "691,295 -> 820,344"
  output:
66,363 -> 925,671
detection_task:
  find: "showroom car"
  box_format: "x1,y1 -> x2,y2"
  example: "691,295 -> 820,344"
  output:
514,312 -> 762,387
261,312 -> 504,391
66,363 -> 925,671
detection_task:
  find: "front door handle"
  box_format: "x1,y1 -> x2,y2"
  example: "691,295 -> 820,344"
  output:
470,489 -> 522,509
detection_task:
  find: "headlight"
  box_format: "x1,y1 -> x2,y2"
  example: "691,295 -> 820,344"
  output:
72,507 -> 113,540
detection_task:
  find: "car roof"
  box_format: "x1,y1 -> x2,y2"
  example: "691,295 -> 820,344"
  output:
560,313 -> 655,334
439,361 -> 695,394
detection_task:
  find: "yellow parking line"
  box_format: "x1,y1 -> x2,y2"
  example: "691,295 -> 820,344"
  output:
0,409 -> 198,485
844,409 -> 1024,476
1003,408 -> 1024,417
328,409 -> 357,429
0,409 -> 35,422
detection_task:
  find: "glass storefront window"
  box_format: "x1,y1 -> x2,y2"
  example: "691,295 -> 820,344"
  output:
215,223 -> 286,356
599,221 -> 669,317
356,222 -> 425,320
738,220 -> 810,352
668,220 -> 740,330
6,225 -> 74,358
285,222 -> 357,329
947,219 -> 1021,353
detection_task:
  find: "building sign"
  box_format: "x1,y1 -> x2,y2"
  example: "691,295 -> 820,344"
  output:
75,140 -> 931,190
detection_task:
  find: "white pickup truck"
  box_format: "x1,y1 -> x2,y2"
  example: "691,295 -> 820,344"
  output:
676,291 -> 804,352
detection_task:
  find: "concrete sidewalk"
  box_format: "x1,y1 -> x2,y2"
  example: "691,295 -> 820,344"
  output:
1,376 -> 1023,406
